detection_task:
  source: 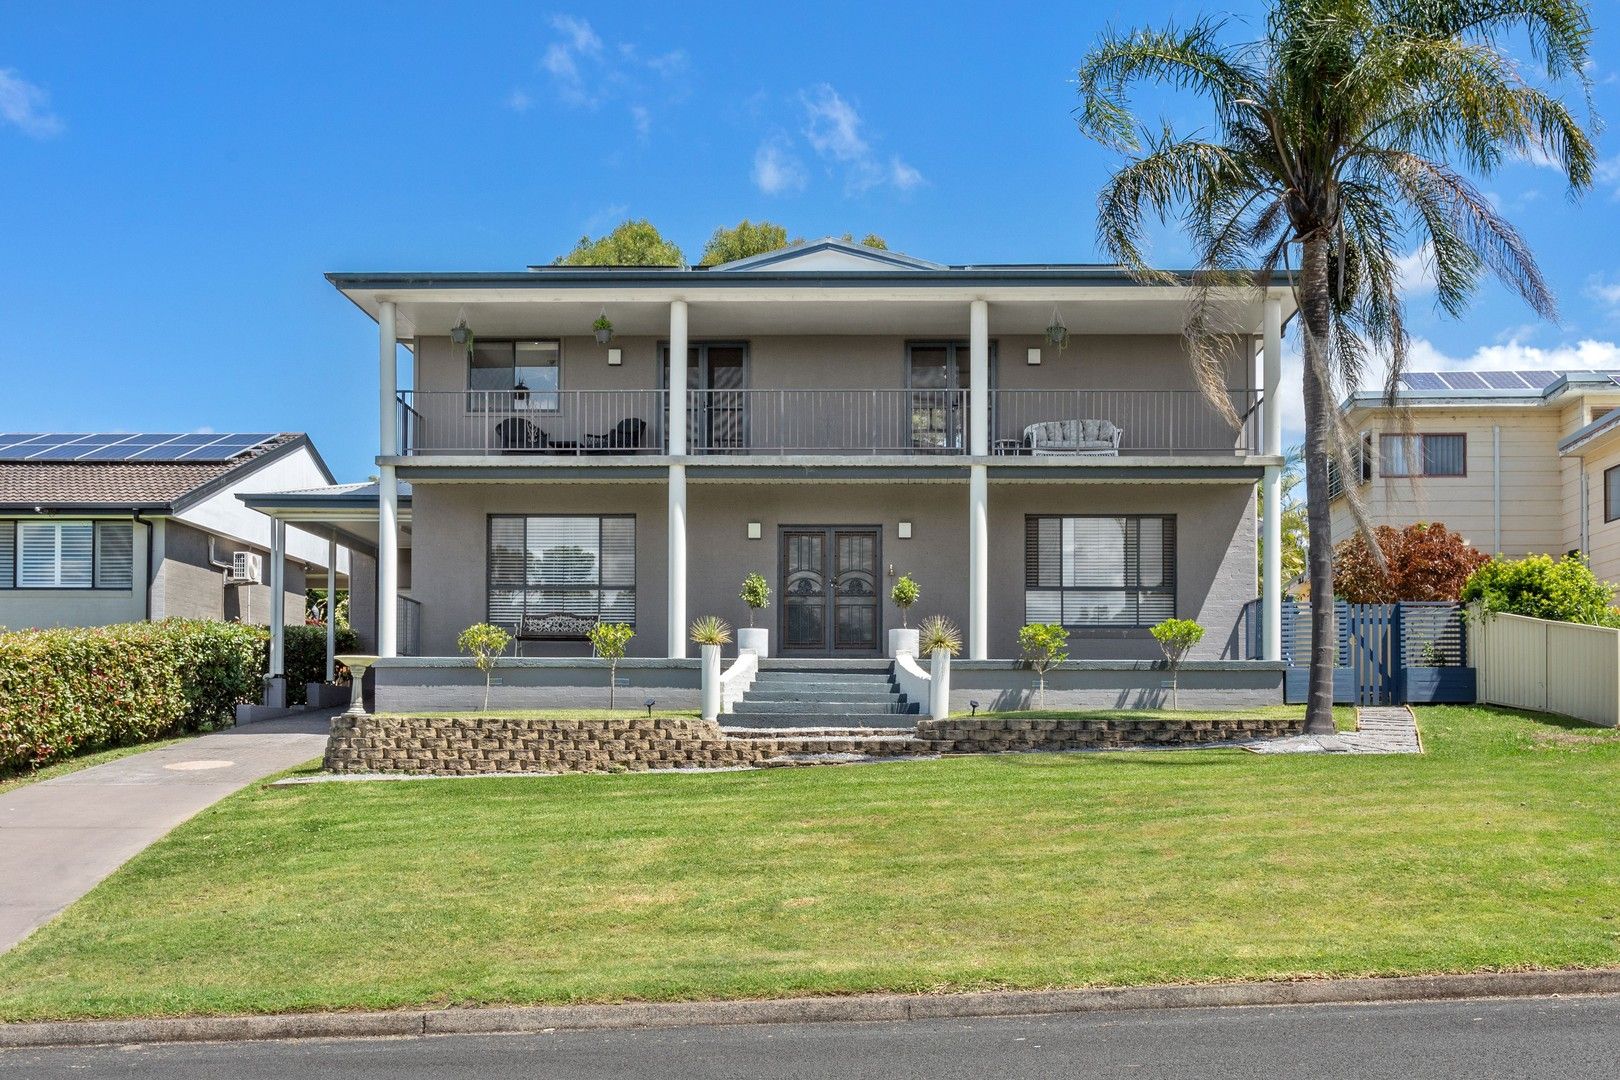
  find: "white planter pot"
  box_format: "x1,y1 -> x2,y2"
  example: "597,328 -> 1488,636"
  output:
738,626 -> 770,658
928,648 -> 952,720
700,644 -> 723,722
888,628 -> 920,658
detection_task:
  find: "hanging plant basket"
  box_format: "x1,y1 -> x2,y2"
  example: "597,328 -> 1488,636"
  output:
451,318 -> 474,348
1044,309 -> 1070,350
593,312 -> 614,345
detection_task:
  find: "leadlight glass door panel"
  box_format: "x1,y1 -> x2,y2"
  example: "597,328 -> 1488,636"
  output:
778,527 -> 881,655
781,530 -> 828,651
832,530 -> 879,651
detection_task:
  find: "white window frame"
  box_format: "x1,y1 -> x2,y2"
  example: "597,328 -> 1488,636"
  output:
0,519 -> 134,590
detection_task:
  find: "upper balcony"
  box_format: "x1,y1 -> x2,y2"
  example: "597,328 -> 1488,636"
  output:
395,386 -> 1260,458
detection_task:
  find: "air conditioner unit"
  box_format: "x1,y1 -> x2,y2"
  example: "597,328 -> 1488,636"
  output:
227,551 -> 263,585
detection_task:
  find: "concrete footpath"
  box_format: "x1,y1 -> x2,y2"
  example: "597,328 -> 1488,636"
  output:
0,714 -> 332,954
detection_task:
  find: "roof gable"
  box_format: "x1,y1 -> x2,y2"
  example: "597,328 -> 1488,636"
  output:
707,237 -> 944,272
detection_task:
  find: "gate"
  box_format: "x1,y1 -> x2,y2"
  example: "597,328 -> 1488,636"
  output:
1276,601 -> 1475,706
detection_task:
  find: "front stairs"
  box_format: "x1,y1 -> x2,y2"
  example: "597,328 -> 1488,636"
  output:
721,659 -> 930,764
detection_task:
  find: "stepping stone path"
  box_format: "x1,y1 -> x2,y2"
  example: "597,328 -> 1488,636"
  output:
1243,706 -> 1423,755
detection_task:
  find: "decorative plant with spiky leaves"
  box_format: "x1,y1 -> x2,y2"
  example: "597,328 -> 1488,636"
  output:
918,615 -> 963,657
689,615 -> 734,647
1075,0 -> 1596,735
457,623 -> 512,711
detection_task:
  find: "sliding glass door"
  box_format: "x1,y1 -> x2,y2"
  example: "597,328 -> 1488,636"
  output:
662,343 -> 747,453
907,342 -> 993,451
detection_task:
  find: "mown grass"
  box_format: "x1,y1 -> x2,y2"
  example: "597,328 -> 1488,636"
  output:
0,705 -> 1616,1021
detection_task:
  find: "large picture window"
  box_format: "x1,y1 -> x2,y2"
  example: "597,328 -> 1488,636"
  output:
468,340 -> 562,411
0,520 -> 133,590
487,515 -> 635,638
1024,515 -> 1175,628
1380,433 -> 1465,477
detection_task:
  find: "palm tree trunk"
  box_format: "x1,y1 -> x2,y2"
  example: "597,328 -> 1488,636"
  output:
1300,236 -> 1338,735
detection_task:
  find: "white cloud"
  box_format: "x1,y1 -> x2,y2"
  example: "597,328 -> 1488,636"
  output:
506,88 -> 533,113
629,104 -> 651,138
0,69 -> 62,138
752,140 -> 806,195
1586,278 -> 1620,306
1395,244 -> 1436,296
528,15 -> 683,132
551,14 -> 602,56
795,84 -> 922,195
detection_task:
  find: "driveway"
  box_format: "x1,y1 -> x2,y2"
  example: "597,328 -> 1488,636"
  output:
0,714 -> 332,953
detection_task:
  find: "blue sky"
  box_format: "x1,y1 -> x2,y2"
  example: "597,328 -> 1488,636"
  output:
1,1 -> 1617,478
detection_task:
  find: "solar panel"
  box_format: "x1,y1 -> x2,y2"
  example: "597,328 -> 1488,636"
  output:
1401,372 -> 1446,390
1519,370 -> 1561,387
1438,371 -> 1488,390
1479,371 -> 1530,389
0,433 -> 279,463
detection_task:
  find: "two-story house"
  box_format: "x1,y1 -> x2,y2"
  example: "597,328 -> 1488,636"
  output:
254,239 -> 1295,709
1330,370 -> 1620,583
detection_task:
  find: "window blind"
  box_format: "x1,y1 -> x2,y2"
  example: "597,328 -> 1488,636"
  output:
17,522 -> 94,588
1024,515 -> 1176,628
0,522 -> 13,589
95,522 -> 134,589
488,515 -> 635,637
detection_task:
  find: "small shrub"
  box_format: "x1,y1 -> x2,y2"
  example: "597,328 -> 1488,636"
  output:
587,622 -> 636,709
457,623 -> 513,711
917,615 -> 962,657
1334,522 -> 1489,602
891,574 -> 920,627
689,615 -> 734,647
1149,618 -> 1205,709
0,619 -> 266,777
1460,554 -> 1620,626
739,573 -> 770,627
1018,623 -> 1069,709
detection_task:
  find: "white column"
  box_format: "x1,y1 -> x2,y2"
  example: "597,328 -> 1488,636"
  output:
968,465 -> 989,659
667,463 -> 688,658
326,534 -> 338,683
969,299 -> 989,456
269,519 -> 286,675
668,300 -> 688,455
377,299 -> 399,658
1261,294 -> 1284,662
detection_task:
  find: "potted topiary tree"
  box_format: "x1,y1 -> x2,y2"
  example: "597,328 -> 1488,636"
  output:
888,573 -> 920,657
690,615 -> 733,722
738,572 -> 771,657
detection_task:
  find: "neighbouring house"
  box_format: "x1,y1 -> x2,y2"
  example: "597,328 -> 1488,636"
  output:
1330,370 -> 1620,579
254,237 -> 1299,712
0,432 -> 352,637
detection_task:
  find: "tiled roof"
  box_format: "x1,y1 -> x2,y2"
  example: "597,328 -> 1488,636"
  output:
0,434 -> 303,510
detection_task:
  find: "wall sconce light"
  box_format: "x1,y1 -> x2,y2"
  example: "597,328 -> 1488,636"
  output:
607,347 -> 622,366
747,522 -> 762,539
897,521 -> 913,539
1027,347 -> 1042,366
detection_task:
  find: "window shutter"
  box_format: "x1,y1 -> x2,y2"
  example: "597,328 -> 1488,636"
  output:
487,517 -> 526,629
59,524 -> 93,587
17,523 -> 57,587
0,521 -> 13,588
95,522 -> 134,589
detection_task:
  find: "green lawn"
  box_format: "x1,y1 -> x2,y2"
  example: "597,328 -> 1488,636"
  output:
1,705 -> 1617,1021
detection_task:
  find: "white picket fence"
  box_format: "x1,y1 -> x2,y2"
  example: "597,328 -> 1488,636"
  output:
1471,609 -> 1620,727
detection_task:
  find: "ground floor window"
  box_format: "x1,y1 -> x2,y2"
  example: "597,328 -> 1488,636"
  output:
487,515 -> 635,638
1024,515 -> 1175,628
0,520 -> 133,590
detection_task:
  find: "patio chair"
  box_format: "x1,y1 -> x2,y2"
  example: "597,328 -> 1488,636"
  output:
584,417 -> 649,454
1024,419 -> 1124,456
494,417 -> 548,452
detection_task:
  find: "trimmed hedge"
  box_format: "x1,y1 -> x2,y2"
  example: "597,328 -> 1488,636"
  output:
0,619 -> 267,777
284,623 -> 359,705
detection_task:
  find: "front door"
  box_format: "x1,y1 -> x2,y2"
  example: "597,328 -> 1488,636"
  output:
779,527 -> 882,655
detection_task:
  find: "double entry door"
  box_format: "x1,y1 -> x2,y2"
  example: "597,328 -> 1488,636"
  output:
779,527 -> 882,655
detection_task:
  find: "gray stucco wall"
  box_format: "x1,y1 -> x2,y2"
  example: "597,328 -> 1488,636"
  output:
406,477 -> 1257,661
0,516 -> 150,630
159,519 -> 307,626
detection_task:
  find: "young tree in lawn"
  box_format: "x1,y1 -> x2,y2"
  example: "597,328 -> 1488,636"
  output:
1076,0 -> 1595,735
1018,623 -> 1070,709
1150,618 -> 1206,709
586,622 -> 636,710
457,623 -> 513,711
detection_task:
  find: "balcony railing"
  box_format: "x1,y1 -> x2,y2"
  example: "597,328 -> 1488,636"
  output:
396,390 -> 668,456
394,388 -> 1260,457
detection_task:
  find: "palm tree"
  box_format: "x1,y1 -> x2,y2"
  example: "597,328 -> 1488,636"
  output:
1075,0 -> 1595,733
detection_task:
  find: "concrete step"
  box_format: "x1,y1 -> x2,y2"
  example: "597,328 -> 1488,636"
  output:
732,700 -> 919,716
748,677 -> 898,692
720,713 -> 919,729
757,659 -> 892,673
746,689 -> 913,704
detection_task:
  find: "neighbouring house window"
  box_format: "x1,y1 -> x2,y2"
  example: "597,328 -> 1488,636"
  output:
1380,433 -> 1465,477
468,340 -> 561,411
487,515 -> 635,638
1,520 -> 133,590
1024,515 -> 1176,628
1606,464 -> 1620,523
1326,432 -> 1374,499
